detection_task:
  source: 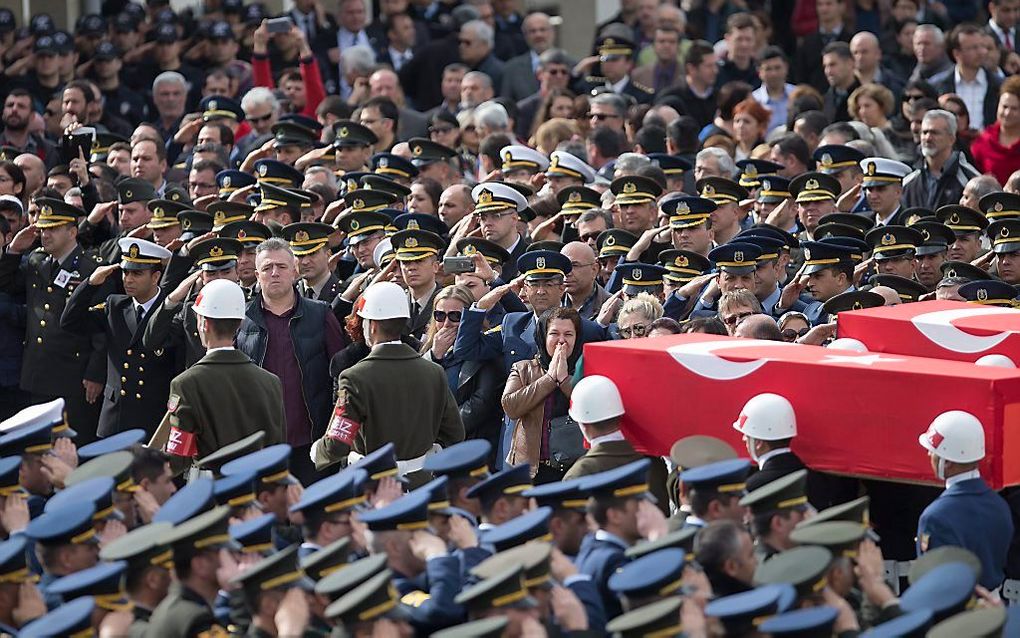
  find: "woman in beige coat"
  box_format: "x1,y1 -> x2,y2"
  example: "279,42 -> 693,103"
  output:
501,307 -> 582,484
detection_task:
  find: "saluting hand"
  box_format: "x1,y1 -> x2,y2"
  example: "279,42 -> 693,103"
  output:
88,263 -> 121,286
0,494 -> 28,535
11,582 -> 46,628
133,486 -> 160,525
447,514 -> 478,550
6,223 -> 37,255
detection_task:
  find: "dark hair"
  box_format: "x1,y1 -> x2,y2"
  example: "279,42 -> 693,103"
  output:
667,116 -> 700,154
0,161 -> 26,198
5,88 -> 32,102
904,78 -> 938,100
649,317 -> 682,334
694,520 -> 744,572
758,45 -> 787,65
680,317 -> 728,335
793,110 -> 829,137
363,96 -> 400,130
947,24 -> 985,57
536,307 -> 582,371
637,164 -> 667,189
726,12 -> 756,33
588,126 -> 627,158
909,97 -> 939,117
134,136 -> 167,163
821,41 -> 852,60
717,82 -> 753,120
109,141 -> 131,154
203,317 -> 242,340
635,125 -> 667,154
820,121 -> 859,141
192,158 -> 225,175
201,121 -> 234,147
371,317 -> 407,342
316,95 -> 354,120
771,133 -> 812,169
684,40 -> 715,69
690,487 -> 738,517
129,444 -> 170,484
410,176 -> 442,212
479,133 -> 513,166
64,80 -> 96,103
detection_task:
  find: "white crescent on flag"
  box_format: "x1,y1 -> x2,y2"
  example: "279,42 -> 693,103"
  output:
665,339 -> 797,380
910,307 -> 1018,354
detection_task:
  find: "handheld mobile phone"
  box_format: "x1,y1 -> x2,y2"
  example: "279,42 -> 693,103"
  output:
267,17 -> 294,34
443,256 -> 476,274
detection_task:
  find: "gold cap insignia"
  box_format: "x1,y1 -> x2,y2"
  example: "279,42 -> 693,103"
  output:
209,246 -> 224,258
550,155 -> 560,168
820,153 -> 833,167
675,255 -> 688,267
622,182 -> 637,194
405,237 -> 418,248
995,202 -> 1004,212
762,180 -> 771,191
852,301 -> 863,310
805,179 -> 819,191
478,189 -> 494,205
295,230 -> 310,243
339,127 -> 349,138
676,202 -> 690,214
41,205 -> 52,216
182,218 -> 192,230
463,244 -> 477,255
407,220 -> 420,230
866,162 -> 877,176
169,191 -> 181,201
125,190 -> 133,199
536,256 -> 546,269
237,229 -> 247,239
978,288 -> 989,301
413,145 -> 423,156
907,214 -> 921,225
363,182 -> 373,190
209,100 -> 217,110
347,178 -> 357,191
605,38 -> 615,46
605,235 -> 616,246
734,251 -> 744,262
378,157 -> 389,168
632,267 -> 642,280
744,165 -> 758,177
881,233 -> 895,246
259,164 -> 267,176
702,184 -> 716,196
921,229 -> 930,240
353,199 -> 365,210
568,191 -> 581,203
154,206 -> 164,217
128,243 -> 140,258
215,211 -> 228,224
503,150 -> 513,162
950,213 -> 960,224
350,219 -> 360,231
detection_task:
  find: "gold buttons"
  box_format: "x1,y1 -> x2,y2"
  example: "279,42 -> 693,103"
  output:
140,353 -> 145,359
138,380 -> 144,387
123,363 -> 129,369
135,393 -> 141,399
39,320 -> 45,327
36,337 -> 42,344
120,390 -> 127,397
46,287 -> 52,293
43,304 -> 50,310
138,367 -> 144,373
121,376 -> 127,383
126,349 -> 132,356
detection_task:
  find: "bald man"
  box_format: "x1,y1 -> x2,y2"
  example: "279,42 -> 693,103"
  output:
368,68 -> 428,142
734,314 -> 784,340
850,32 -> 905,97
869,285 -> 902,306
562,241 -> 611,320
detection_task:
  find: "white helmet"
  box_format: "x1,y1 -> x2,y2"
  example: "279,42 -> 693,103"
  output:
732,393 -> 797,440
358,282 -> 409,320
193,279 -> 246,320
373,238 -> 393,269
918,411 -> 985,463
568,375 -> 625,424
975,354 -> 1016,368
827,338 -> 868,352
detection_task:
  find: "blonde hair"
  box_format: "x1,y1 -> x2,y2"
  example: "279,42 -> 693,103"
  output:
419,285 -> 477,355
849,83 -> 895,120
618,293 -> 664,324
532,118 -> 577,156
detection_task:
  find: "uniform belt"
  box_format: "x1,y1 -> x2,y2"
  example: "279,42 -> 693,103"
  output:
348,444 -> 441,477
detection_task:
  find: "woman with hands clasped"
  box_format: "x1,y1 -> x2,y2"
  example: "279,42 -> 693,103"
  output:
421,286 -> 504,460
502,307 -> 582,484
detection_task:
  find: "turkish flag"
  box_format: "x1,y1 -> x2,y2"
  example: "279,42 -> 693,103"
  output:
582,334 -> 1020,489
836,300 -> 1020,364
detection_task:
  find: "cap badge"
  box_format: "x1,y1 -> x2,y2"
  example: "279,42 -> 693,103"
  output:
675,255 -> 688,267
258,164 -> 267,176
866,162 -> 877,176
632,267 -> 642,280
295,230 -> 310,243
209,246 -> 224,258
478,189 -> 494,205
744,165 -> 758,177
734,251 -> 744,262
128,243 -> 140,258
946,268 -> 956,277
622,182 -> 637,194
762,180 -> 771,191
463,244 -> 477,255
237,229 -> 247,239
339,127 -> 349,138
503,150 -> 513,163
214,211 -> 226,223
350,219 -> 361,231
209,100 -> 218,111
978,288 -> 989,301
881,233 -> 895,246
605,235 -> 616,246
805,178 -> 819,191
702,184 -> 715,196
820,153 -> 833,167
804,248 -> 812,261
568,191 -> 581,203
41,205 -> 52,216
949,213 -> 960,224
407,220 -> 420,230
907,214 -> 920,225
353,199 -> 365,210
222,176 -> 231,188
182,218 -> 192,230
549,155 -> 560,168
378,157 -> 389,168
1001,226 -> 1010,237
921,229 -> 930,240
412,145 -> 423,156
405,236 -> 418,248
536,256 -> 546,269
676,201 -> 690,214
995,202 -> 1005,212
852,301 -> 863,310
605,38 -> 615,46
124,189 -> 133,199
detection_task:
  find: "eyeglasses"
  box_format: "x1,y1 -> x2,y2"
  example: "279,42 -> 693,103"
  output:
722,311 -> 755,326
904,93 -> 925,101
590,112 -> 620,121
247,112 -> 274,124
433,310 -> 463,323
781,327 -> 811,341
579,232 -> 601,243
473,211 -> 514,222
619,323 -> 650,338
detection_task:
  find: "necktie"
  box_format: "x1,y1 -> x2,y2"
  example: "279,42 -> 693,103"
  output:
135,305 -> 145,325
305,286 -> 315,299
1007,31 -> 1014,51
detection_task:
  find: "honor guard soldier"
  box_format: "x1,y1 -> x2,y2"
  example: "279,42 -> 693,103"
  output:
544,150 -> 597,195
575,459 -> 656,619
281,222 -> 342,303
733,394 -> 808,494
0,197 -> 106,440
158,280 -> 286,475
147,506 -> 236,638
61,238 -> 179,437
311,282 -> 464,482
332,120 -> 379,173
99,522 -> 174,637
371,152 -> 418,185
917,411 -> 1013,590
144,236 -> 243,367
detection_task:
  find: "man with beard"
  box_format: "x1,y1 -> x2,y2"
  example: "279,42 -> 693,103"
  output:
218,220 -> 272,297
0,89 -> 56,166
902,110 -> 980,210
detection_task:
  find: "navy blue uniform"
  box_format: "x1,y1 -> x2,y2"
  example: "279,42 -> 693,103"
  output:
574,531 -> 630,621
393,554 -> 465,632
917,475 -> 1013,590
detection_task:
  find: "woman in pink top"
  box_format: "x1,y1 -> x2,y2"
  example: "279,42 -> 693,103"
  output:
971,75 -> 1020,186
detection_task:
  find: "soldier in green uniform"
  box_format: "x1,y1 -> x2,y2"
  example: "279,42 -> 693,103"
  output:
99,521 -> 174,637
146,506 -> 235,638
230,544 -> 315,638
740,470 -> 812,563
157,280 -> 285,475
0,197 -> 106,440
310,281 -> 464,484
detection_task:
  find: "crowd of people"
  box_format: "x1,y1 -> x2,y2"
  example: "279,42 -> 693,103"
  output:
0,0 -> 1015,634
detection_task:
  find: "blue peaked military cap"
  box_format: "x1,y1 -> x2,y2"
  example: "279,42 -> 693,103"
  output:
481,507 -> 552,552
736,158 -> 783,189
618,262 -> 667,296
800,241 -> 856,275
371,152 -> 418,180
661,195 -> 715,229
737,234 -> 785,262
860,609 -> 934,637
608,548 -> 687,598
230,513 -> 276,554
959,280 -> 1019,307
647,153 -> 691,175
393,212 -> 449,237
48,560 -> 129,610
581,458 -> 654,502
465,463 -> 532,504
253,159 -> 303,188
708,242 -> 761,275
680,458 -> 751,494
423,440 -> 491,479
19,596 -> 95,637
351,443 -> 399,481
217,169 -> 257,197
420,475 -> 455,515
517,250 -> 571,281
153,478 -> 215,524
358,488 -> 431,532
0,536 -> 31,583
221,444 -> 297,487
201,95 -> 243,121
24,502 -> 97,546
898,562 -> 976,621
290,469 -> 367,515
705,584 -> 795,635
0,456 -> 20,496
214,470 -> 259,508
46,476 -> 120,522
77,429 -> 145,461
758,606 -> 839,636
522,477 -> 589,511
756,176 -> 792,204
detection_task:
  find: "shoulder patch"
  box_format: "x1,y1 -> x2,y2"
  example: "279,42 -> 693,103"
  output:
484,325 -> 503,334
400,591 -> 431,607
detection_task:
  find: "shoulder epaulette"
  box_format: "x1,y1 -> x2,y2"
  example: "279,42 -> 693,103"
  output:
89,302 -> 106,311
484,325 -> 503,334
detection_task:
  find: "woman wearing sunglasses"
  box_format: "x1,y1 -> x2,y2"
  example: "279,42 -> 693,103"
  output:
420,285 -> 503,457
778,311 -> 811,343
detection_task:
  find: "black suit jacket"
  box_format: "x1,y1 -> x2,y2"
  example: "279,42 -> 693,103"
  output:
823,78 -> 860,124
794,29 -> 851,93
499,235 -> 531,280
745,451 -> 806,493
936,70 -> 1001,130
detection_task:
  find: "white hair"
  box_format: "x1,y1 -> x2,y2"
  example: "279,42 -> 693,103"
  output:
241,87 -> 279,114
461,20 -> 494,48
923,109 -> 958,139
915,24 -> 944,45
341,45 -> 377,76
152,71 -> 188,93
474,101 -> 509,131
696,147 -> 737,178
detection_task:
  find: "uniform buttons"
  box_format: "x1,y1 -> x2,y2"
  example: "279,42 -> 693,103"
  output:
43,304 -> 50,310
139,367 -> 144,373
140,353 -> 145,359
46,287 -> 52,293
39,320 -> 45,327
120,390 -> 126,397
510,350 -> 516,355
135,393 -> 141,399
123,363 -> 129,369
126,349 -> 132,356
36,337 -> 42,344
138,380 -> 144,387
121,376 -> 126,383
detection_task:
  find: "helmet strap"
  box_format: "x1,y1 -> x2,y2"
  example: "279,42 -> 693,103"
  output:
936,456 -> 946,481
747,437 -> 759,463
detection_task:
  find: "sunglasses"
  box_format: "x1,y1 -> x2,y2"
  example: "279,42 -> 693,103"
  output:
619,323 -> 650,338
781,327 -> 811,341
904,93 -> 925,101
433,310 -> 463,323
590,112 -> 619,121
722,311 -> 755,326
579,232 -> 600,243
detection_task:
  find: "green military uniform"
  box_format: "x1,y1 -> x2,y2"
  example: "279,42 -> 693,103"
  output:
311,342 -> 464,485
161,348 -> 286,476
563,438 -> 670,515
